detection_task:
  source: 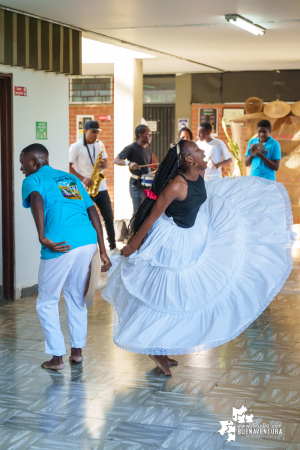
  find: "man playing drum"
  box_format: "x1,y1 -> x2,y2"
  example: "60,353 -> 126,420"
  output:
113,125 -> 152,214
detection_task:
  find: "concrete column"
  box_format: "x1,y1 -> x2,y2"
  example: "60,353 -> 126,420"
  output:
114,57 -> 143,220
175,73 -> 192,138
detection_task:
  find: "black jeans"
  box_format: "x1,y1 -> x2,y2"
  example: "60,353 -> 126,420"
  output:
91,190 -> 116,250
129,177 -> 146,214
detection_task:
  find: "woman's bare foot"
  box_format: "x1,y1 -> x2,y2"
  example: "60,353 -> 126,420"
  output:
149,355 -> 172,376
69,347 -> 83,363
167,356 -> 178,366
41,356 -> 64,371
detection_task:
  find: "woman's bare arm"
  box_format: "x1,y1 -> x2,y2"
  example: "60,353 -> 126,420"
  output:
121,178 -> 187,256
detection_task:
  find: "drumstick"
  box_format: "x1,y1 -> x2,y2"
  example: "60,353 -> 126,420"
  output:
138,163 -> 159,168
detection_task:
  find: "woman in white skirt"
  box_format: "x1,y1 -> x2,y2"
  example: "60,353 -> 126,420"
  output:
102,138 -> 294,376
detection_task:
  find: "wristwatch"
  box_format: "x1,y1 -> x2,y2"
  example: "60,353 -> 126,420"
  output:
125,160 -> 130,166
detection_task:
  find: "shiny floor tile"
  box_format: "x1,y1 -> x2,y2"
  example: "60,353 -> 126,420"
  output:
106,421 -> 173,446
217,369 -> 273,387
208,384 -> 264,399
251,417 -> 298,442
251,401 -> 300,423
258,386 -> 300,406
290,424 -> 300,442
27,394 -> 89,415
187,355 -> 238,370
179,411 -> 232,432
126,405 -> 189,428
194,395 -> 253,414
28,434 -> 103,449
0,392 -> 43,410
174,366 -> 227,382
74,400 -> 137,421
0,408 -> 19,424
113,373 -> 168,389
267,375 -> 300,389
160,428 -> 226,449
2,410 -> 67,433
144,391 -> 201,409
224,436 -> 289,448
0,360 -> 40,377
239,348 -> 289,362
232,360 -> 282,372
0,426 -> 43,450
161,377 -> 215,396
96,386 -> 154,405
70,368 -> 126,385
52,416 -> 119,440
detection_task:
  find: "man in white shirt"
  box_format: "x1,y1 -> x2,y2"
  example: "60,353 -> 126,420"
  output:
69,120 -> 117,256
196,122 -> 232,181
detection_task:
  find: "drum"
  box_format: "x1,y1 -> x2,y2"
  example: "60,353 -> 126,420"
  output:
141,172 -> 155,188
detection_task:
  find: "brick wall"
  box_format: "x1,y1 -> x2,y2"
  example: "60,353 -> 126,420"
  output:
191,104 -> 248,176
69,103 -> 114,209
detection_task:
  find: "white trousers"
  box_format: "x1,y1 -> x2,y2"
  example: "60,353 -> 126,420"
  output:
36,244 -> 97,356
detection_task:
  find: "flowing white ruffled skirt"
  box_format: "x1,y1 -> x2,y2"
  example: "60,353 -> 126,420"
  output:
102,176 -> 295,355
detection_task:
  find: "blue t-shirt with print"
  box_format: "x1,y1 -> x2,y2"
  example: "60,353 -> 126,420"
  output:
22,165 -> 97,260
246,136 -> 281,180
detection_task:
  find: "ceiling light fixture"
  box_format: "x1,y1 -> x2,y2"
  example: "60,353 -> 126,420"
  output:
225,14 -> 266,35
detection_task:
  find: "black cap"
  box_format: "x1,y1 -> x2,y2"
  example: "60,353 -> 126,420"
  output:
84,120 -> 101,131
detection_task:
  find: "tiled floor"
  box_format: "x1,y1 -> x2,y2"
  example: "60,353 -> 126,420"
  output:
1,259 -> 300,449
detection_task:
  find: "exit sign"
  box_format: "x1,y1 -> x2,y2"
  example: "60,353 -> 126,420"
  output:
98,115 -> 111,121
14,86 -> 27,96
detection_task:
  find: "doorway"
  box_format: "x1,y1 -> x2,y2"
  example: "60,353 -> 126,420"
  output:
0,73 -> 15,301
143,104 -> 175,162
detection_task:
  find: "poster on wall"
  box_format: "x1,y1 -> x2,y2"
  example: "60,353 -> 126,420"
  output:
76,115 -> 94,141
147,121 -> 157,132
36,122 -> 47,140
199,108 -> 218,137
178,118 -> 189,132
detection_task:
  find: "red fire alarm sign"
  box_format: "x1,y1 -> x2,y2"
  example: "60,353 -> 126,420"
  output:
98,115 -> 111,121
14,86 -> 27,96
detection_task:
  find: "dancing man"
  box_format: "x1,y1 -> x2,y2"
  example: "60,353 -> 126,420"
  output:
197,122 -> 232,180
245,119 -> 281,180
69,120 -> 118,257
20,143 -> 111,370
102,138 -> 293,376
113,125 -> 152,214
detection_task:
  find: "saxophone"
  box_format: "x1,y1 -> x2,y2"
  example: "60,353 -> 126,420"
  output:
87,142 -> 106,197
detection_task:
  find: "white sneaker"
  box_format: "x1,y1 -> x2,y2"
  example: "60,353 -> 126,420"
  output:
109,248 -> 120,257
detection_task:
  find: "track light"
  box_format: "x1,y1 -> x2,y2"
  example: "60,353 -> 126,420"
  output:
225,14 -> 266,35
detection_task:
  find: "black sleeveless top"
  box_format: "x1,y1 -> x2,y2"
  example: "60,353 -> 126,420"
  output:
165,173 -> 207,228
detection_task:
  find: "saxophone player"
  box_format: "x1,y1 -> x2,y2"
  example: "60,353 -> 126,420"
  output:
69,120 -> 118,256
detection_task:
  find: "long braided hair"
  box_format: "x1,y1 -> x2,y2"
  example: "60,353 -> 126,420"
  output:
129,139 -> 192,236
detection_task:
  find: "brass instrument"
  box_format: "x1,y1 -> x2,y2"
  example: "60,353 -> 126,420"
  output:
221,117 -> 243,176
87,143 -> 106,197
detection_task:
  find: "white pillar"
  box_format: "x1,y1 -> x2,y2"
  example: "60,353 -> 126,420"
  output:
114,57 -> 143,220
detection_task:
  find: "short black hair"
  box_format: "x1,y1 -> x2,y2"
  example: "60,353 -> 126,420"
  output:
135,125 -> 149,141
257,120 -> 271,131
179,127 -> 193,140
21,143 -> 49,157
200,122 -> 212,133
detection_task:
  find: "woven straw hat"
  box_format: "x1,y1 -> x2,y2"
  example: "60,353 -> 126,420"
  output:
264,100 -> 291,118
84,247 -> 101,307
245,97 -> 264,114
291,101 -> 300,117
